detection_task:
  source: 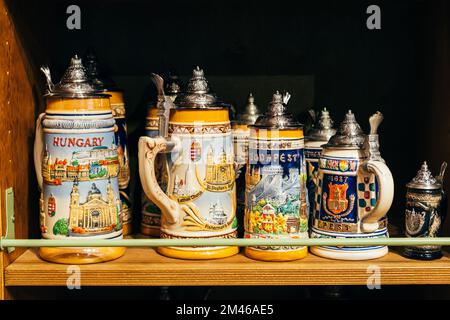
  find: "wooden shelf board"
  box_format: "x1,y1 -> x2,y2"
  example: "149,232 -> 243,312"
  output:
4,248 -> 450,286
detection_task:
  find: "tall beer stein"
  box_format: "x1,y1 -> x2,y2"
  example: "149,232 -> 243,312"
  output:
232,93 -> 262,236
139,67 -> 238,259
305,108 -> 336,222
83,50 -> 133,235
311,111 -> 394,260
244,91 -> 309,261
403,161 -> 447,260
141,74 -> 183,236
34,56 -> 125,264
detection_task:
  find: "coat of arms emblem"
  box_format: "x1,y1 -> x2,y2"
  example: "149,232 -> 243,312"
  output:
326,182 -> 348,214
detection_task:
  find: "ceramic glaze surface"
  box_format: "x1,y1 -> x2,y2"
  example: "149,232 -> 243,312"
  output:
109,91 -> 132,234
139,109 -> 238,259
310,111 -> 394,261
244,128 -> 309,261
140,106 -> 164,237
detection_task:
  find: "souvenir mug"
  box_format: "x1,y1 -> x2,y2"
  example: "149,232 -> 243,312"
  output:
34,56 -> 125,264
139,67 -> 238,259
305,108 -> 336,223
141,74 -> 182,236
244,91 -> 309,261
84,50 -> 133,235
311,111 -> 394,260
232,93 -> 261,236
403,161 -> 447,260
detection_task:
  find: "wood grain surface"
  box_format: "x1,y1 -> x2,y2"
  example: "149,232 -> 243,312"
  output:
5,248 -> 450,286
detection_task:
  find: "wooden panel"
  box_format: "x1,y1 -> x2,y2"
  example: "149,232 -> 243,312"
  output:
5,248 -> 450,286
0,0 -> 39,299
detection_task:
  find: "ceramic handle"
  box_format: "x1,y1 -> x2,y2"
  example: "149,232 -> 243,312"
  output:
361,160 -> 394,232
33,113 -> 45,191
138,136 -> 181,225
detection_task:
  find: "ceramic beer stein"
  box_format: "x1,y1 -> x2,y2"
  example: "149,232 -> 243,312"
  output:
403,161 -> 447,260
83,50 -> 133,235
141,74 -> 183,237
305,108 -> 336,222
244,91 -> 309,261
139,67 -> 238,259
34,56 -> 125,264
232,93 -> 262,236
310,111 -> 394,260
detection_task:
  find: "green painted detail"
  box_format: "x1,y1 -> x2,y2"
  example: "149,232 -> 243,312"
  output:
358,183 -> 365,191
359,199 -> 367,207
369,183 -> 375,191
370,198 -> 377,206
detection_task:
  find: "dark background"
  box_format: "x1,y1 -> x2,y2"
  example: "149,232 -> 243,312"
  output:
5,0 -> 450,299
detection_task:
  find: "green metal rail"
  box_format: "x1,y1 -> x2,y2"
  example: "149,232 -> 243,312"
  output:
1,237 -> 450,250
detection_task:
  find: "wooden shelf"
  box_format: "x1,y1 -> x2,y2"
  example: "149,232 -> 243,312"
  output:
4,248 -> 450,286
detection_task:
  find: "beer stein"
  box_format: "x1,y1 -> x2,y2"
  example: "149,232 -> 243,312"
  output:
403,161 -> 447,260
232,93 -> 262,236
305,108 -> 336,222
244,91 -> 309,261
141,74 -> 183,236
84,50 -> 133,235
139,67 -> 238,259
34,56 -> 125,264
311,111 -> 394,260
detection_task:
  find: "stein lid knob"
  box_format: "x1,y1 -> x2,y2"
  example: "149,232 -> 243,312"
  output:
407,161 -> 442,190
174,66 -> 223,108
43,55 -> 110,99
324,110 -> 365,149
252,91 -> 301,129
164,71 -> 184,98
306,107 -> 337,141
83,48 -> 120,92
236,93 -> 262,125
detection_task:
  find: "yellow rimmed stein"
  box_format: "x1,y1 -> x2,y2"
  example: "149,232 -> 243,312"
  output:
244,91 -> 309,261
231,93 -> 262,236
141,74 -> 183,237
138,67 -> 239,259
83,50 -> 133,235
34,56 -> 125,264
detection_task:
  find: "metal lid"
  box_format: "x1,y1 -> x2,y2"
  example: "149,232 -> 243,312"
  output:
324,110 -> 365,148
236,93 -> 262,125
83,49 -> 120,92
41,55 -> 109,99
174,66 -> 221,108
252,91 -> 301,129
407,161 -> 442,190
164,72 -> 183,97
306,107 -> 336,141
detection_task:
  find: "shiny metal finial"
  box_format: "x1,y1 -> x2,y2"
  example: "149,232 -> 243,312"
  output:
306,107 -> 336,141
253,91 -> 301,129
407,161 -> 441,190
237,93 -> 262,125
325,110 -> 365,148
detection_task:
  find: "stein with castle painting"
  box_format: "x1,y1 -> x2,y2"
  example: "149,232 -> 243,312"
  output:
35,56 -> 125,264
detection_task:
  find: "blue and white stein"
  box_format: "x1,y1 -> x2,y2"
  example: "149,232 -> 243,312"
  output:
34,56 -> 125,264
310,111 -> 394,260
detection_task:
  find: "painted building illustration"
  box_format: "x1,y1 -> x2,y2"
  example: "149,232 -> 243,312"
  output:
205,147 -> 233,186
207,200 -> 227,225
68,180 -> 120,234
42,145 -> 119,185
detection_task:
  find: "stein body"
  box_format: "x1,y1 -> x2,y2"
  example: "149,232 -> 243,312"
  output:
244,92 -> 309,261
35,56 -> 125,264
310,111 -> 394,260
139,67 -> 238,259
403,162 -> 447,260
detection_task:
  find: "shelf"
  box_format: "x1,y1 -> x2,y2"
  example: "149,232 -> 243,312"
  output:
5,248 -> 450,286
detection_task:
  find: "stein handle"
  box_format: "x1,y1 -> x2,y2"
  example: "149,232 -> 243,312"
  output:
33,113 -> 46,191
360,160 -> 394,232
138,136 -> 182,225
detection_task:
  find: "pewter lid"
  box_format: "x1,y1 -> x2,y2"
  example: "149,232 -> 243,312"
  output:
236,93 -> 262,125
41,55 -> 109,99
306,107 -> 336,141
406,162 -> 442,190
324,110 -> 365,148
252,91 -> 301,129
164,72 -> 183,96
83,49 -> 120,92
174,66 -> 222,108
